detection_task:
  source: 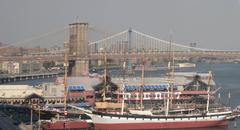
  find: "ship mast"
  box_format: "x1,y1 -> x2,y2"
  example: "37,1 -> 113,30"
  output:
63,42 -> 69,116
166,32 -> 174,116
121,42 -> 127,114
140,49 -> 145,111
166,84 -> 170,116
121,82 -> 125,115
170,32 -> 175,109
102,47 -> 107,102
206,71 -> 212,113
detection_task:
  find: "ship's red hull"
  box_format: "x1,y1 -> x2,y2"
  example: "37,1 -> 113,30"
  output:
94,120 -> 228,130
42,120 -> 88,130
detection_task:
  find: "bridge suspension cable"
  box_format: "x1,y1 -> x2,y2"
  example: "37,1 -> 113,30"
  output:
89,30 -> 128,45
0,26 -> 68,49
89,28 -> 216,53
132,29 -> 210,52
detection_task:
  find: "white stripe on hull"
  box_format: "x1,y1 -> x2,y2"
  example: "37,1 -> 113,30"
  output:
88,112 -> 230,124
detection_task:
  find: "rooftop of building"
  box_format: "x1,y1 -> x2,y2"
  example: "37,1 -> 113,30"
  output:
54,72 -> 215,91
55,76 -> 101,90
0,85 -> 42,98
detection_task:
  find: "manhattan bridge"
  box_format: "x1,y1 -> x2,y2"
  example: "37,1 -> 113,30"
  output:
1,22 -> 240,76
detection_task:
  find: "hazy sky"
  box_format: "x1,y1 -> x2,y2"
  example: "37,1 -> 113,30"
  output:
1,0 -> 240,50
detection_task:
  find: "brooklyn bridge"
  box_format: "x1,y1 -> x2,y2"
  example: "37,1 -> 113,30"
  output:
1,22 -> 240,76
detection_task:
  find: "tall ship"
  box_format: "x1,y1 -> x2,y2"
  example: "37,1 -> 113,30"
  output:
85,50 -> 235,130
87,75 -> 233,130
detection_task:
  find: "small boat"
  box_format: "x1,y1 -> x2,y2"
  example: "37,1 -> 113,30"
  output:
178,63 -> 196,68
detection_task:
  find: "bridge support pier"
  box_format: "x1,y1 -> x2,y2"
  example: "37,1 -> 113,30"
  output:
68,22 -> 89,76
71,60 -> 89,76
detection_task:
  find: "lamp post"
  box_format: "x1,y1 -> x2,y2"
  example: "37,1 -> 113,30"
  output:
28,95 -> 44,130
30,106 -> 33,130
38,104 -> 41,130
30,103 -> 37,130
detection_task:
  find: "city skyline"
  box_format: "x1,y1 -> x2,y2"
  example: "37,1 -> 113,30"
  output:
1,0 -> 240,50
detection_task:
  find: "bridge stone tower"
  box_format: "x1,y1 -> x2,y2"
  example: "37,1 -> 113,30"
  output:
68,22 -> 89,76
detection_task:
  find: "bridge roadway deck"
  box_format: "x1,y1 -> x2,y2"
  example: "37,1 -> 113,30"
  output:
1,51 -> 240,61
88,51 -> 240,59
